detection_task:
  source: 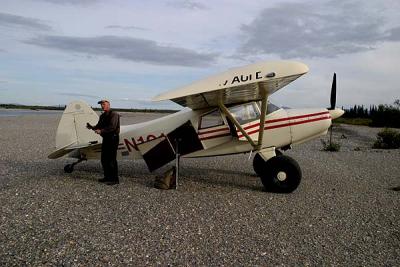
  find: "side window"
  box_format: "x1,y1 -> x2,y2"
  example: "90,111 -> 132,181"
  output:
199,109 -> 225,129
228,102 -> 260,124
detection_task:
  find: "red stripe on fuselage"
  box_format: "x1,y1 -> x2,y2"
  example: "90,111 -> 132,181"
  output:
237,111 -> 330,132
238,115 -> 331,138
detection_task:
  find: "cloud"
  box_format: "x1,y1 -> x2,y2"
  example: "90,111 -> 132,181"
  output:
240,1 -> 400,58
0,12 -> 52,31
115,98 -> 180,110
386,27 -> 400,41
58,92 -> 98,98
117,97 -> 151,104
167,0 -> 208,10
38,0 -> 100,5
105,25 -> 148,31
24,35 -> 218,67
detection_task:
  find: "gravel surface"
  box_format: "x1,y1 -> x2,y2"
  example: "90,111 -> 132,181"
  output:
0,112 -> 399,266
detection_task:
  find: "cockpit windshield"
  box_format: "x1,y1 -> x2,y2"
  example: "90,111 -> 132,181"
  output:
255,101 -> 281,114
227,101 -> 282,125
266,102 -> 281,114
228,102 -> 260,124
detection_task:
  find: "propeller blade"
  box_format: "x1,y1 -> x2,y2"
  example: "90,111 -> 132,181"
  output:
330,73 -> 336,110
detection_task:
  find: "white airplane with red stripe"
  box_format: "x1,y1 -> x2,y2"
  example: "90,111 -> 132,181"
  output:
48,60 -> 344,193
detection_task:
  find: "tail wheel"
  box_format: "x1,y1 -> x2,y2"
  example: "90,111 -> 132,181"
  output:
64,164 -> 74,173
253,150 -> 282,176
260,155 -> 302,193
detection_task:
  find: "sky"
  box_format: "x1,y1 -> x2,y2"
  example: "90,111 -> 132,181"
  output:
0,0 -> 399,109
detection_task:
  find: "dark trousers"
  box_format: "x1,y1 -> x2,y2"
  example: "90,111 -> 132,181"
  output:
101,134 -> 119,181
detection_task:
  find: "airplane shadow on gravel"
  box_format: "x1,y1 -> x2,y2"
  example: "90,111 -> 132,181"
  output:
145,165 -> 264,192
31,159 -> 281,193
125,163 -> 262,192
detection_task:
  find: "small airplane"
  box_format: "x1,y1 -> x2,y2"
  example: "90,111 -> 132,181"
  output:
48,60 -> 344,193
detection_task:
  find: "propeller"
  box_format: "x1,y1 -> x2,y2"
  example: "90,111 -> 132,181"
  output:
326,72 -> 344,149
329,73 -> 336,110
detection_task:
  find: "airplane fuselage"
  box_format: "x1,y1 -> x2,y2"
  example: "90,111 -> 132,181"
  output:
80,103 -> 336,162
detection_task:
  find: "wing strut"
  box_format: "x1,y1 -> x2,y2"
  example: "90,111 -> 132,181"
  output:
218,87 -> 268,150
219,101 -> 256,147
256,90 -> 268,150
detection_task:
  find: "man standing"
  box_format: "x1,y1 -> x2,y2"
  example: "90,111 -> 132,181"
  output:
87,99 -> 120,185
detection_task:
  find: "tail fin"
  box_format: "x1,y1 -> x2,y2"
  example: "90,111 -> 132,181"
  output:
49,100 -> 101,159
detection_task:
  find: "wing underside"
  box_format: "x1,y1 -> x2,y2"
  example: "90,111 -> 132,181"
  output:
172,74 -> 304,109
153,60 -> 309,110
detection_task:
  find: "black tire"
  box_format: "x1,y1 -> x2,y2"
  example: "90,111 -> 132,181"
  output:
64,164 -> 74,173
260,155 -> 301,193
253,150 -> 282,176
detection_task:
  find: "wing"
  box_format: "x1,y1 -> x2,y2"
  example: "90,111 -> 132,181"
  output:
153,60 -> 309,110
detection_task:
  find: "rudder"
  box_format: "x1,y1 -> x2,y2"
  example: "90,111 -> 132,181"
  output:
55,100 -> 101,150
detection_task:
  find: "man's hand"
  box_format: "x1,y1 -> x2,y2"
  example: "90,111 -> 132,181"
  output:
95,129 -> 102,134
86,122 -> 93,130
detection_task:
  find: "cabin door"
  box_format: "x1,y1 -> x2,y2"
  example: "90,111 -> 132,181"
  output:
138,121 -> 203,172
197,109 -> 233,149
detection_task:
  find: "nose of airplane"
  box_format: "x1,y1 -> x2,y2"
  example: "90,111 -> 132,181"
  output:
329,108 -> 345,120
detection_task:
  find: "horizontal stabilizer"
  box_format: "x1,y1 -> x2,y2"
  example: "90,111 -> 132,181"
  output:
48,141 -> 101,159
48,142 -> 75,159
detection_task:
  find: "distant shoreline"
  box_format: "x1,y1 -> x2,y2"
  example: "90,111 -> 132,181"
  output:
0,104 -> 177,114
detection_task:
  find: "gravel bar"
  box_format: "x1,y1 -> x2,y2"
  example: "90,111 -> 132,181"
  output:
0,112 -> 399,266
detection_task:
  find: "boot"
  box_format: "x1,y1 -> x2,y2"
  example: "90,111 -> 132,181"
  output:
154,167 -> 176,190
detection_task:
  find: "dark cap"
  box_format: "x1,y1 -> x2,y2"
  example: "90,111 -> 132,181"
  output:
97,99 -> 110,104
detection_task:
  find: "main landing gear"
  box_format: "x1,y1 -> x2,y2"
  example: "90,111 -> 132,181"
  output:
64,158 -> 86,173
253,150 -> 302,193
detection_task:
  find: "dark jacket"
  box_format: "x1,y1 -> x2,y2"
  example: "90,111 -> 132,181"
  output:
93,110 -> 120,137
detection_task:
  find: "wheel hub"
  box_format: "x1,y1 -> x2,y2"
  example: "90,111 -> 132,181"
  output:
277,171 -> 287,181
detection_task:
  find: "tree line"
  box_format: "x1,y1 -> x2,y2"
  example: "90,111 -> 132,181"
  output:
342,100 -> 400,128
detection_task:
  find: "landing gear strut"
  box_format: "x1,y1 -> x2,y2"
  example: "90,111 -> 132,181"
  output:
64,158 -> 86,173
253,150 -> 282,176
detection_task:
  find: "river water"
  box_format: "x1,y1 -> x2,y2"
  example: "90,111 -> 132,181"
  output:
0,109 -> 63,117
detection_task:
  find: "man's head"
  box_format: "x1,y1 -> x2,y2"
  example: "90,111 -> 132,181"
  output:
98,99 -> 110,112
